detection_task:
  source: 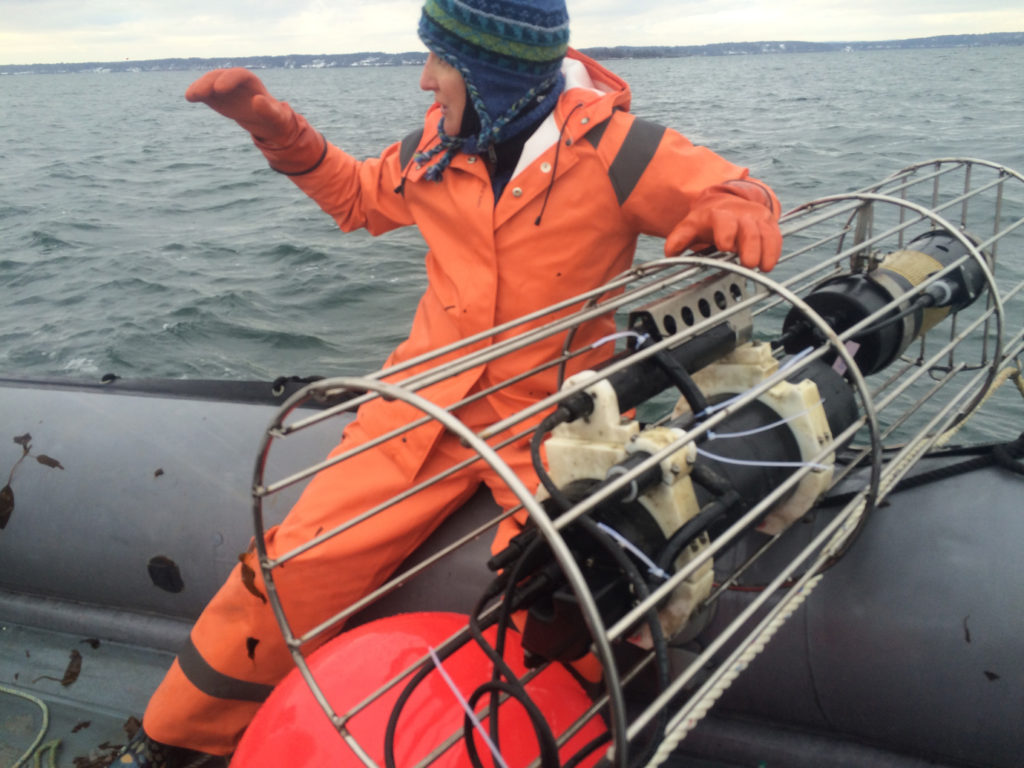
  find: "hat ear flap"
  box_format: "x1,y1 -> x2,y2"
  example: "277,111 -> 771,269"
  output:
416,0 -> 570,172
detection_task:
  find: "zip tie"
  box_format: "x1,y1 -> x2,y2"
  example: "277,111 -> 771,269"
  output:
605,464 -> 640,503
590,330 -> 650,349
694,393 -> 742,421
596,521 -> 671,581
695,347 -> 815,421
427,646 -> 511,768
706,401 -> 823,440
832,340 -> 860,376
695,446 -> 830,471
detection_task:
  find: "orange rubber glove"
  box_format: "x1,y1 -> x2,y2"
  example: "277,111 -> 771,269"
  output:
185,68 -> 326,175
665,180 -> 783,272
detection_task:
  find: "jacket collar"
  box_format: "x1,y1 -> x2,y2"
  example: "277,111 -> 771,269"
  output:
408,48 -> 631,185
512,49 -> 630,177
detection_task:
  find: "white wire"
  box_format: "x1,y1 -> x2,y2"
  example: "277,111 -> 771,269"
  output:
427,646 -> 511,768
695,446 -> 830,471
590,330 -> 651,349
778,345 -> 815,374
706,402 -> 821,440
694,345 -> 815,420
596,522 -> 671,581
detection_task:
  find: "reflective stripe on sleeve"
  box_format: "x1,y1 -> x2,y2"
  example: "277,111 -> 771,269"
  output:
608,117 -> 667,205
400,128 -> 426,170
582,116 -> 611,149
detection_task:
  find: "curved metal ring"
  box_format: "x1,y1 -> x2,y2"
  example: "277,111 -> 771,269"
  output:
251,375 -> 632,767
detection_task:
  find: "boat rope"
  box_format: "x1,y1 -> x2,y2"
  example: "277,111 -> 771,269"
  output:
642,573 -> 824,768
900,432 -> 1024,484
31,740 -> 60,768
818,429 -> 1024,510
0,683 -> 59,768
936,363 -> 1024,448
645,475 -> 889,768
813,363 -> 1024,510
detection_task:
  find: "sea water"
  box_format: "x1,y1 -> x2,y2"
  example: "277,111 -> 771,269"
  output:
2,47 -> 1023,436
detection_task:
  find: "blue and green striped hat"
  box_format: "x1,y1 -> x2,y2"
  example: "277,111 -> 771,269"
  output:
420,0 -> 569,78
417,0 -> 570,172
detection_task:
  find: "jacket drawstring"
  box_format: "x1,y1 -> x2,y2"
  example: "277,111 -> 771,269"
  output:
534,102 -> 584,227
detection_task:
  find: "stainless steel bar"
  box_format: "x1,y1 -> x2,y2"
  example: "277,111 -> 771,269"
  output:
275,263 -> 705,437
269,420 -> 533,574
261,353 -> 574,496
631,490 -> 863,740
876,366 -> 964,444
296,508 -> 517,646
337,608 -> 500,723
961,162 -> 972,229
703,533 -> 783,605
605,416 -> 863,646
339,729 -> 382,768
543,339 -> 842,537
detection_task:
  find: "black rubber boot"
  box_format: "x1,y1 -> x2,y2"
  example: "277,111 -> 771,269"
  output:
114,728 -> 228,768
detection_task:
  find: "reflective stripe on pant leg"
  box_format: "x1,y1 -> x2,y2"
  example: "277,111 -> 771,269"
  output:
177,634 -> 275,702
142,553 -> 295,755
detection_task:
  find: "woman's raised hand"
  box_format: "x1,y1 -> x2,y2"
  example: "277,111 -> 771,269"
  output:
185,68 -> 295,145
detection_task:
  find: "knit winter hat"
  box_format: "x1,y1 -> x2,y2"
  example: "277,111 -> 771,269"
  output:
417,0 -> 570,180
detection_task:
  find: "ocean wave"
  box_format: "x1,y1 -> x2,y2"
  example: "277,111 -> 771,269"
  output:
3,48 -> 1022,389
29,230 -> 76,251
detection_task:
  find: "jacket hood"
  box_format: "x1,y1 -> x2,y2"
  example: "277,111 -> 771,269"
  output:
562,48 -> 632,115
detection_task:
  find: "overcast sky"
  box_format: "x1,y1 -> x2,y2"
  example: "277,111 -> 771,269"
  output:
2,0 -> 1022,66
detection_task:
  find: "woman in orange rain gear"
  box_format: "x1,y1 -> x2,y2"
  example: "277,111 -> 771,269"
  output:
120,0 -> 782,764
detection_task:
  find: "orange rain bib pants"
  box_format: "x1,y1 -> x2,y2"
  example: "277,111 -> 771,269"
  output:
143,394 -> 535,755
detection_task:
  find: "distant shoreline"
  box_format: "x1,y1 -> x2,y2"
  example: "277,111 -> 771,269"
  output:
2,31 -> 1021,74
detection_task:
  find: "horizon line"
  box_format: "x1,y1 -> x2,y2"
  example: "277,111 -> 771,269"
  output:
2,30 -> 1021,69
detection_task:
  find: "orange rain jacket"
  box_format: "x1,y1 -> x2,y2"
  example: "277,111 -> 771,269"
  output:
261,48 -> 779,476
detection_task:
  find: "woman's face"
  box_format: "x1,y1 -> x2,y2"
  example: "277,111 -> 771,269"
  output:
419,52 -> 467,135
